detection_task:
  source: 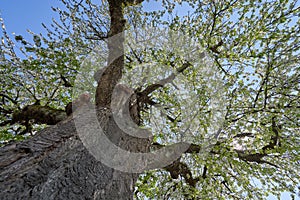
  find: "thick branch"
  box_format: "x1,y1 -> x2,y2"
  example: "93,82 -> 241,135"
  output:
12,104 -> 66,126
152,129 -> 280,186
95,0 -> 145,108
164,158 -> 199,187
152,143 -> 199,187
95,0 -> 126,108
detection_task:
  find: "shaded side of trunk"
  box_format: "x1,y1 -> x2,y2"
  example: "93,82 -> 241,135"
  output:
0,107 -> 148,200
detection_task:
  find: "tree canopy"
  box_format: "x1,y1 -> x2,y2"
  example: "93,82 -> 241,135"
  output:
0,0 -> 299,199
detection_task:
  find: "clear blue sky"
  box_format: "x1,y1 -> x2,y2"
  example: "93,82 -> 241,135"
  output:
0,0 -> 184,39
0,0 -> 63,39
0,1 -> 298,200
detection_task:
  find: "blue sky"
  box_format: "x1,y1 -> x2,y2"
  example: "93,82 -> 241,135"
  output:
0,1 -> 299,200
0,0 -> 62,39
0,0 -> 186,39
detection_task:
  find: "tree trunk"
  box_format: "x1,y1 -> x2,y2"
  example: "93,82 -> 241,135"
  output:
0,105 -> 149,200
0,1 -> 151,199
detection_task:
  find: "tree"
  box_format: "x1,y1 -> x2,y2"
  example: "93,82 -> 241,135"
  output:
0,0 -> 299,199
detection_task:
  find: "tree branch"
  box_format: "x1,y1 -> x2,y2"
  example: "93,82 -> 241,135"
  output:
12,104 -> 66,126
152,126 -> 280,186
95,0 -> 126,108
137,62 -> 192,105
0,93 -> 18,105
163,158 -> 199,187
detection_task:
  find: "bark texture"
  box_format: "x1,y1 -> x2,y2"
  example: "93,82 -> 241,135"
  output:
0,106 -> 149,200
0,1 -> 150,199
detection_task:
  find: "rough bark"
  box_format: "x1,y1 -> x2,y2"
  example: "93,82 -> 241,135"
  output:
0,1 -> 150,199
12,104 -> 66,126
0,105 -> 149,200
95,0 -> 126,108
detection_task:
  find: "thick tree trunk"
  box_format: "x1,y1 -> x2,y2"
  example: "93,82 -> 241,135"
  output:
0,1 -> 151,199
0,105 -> 149,200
